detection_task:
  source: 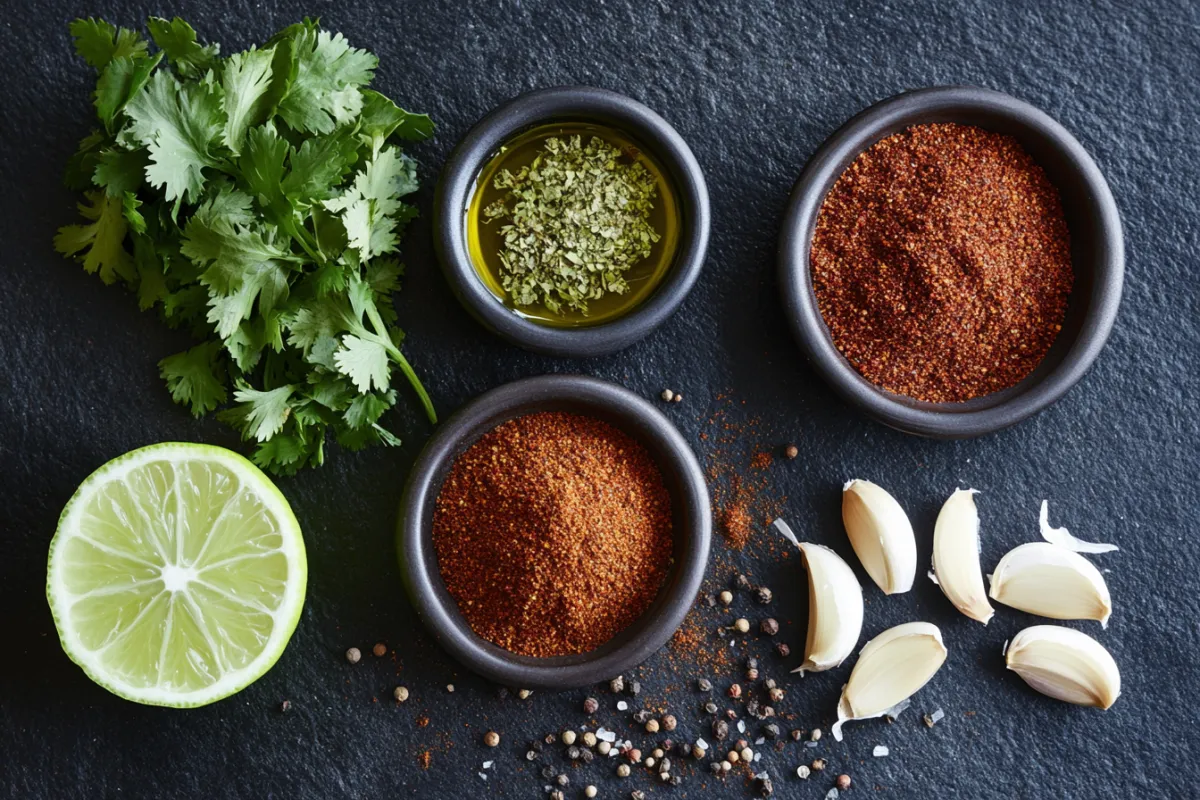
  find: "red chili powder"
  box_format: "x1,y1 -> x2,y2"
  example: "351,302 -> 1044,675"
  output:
432,411 -> 674,658
811,122 -> 1073,403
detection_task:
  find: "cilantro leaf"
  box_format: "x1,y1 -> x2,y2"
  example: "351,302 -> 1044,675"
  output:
54,192 -> 134,284
281,129 -> 359,204
124,70 -> 224,205
94,148 -> 147,197
147,17 -> 219,77
324,147 -> 415,259
70,18 -> 147,70
95,52 -> 163,128
159,341 -> 227,416
276,28 -> 376,134
333,334 -> 391,393
221,47 -> 276,154
220,383 -> 296,442
359,89 -> 434,153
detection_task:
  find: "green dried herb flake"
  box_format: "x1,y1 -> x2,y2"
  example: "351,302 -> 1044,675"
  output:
483,135 -> 660,314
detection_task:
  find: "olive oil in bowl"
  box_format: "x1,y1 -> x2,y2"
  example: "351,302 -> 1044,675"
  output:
465,122 -> 682,328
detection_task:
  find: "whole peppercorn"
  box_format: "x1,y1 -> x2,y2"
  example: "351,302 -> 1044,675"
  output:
518,689 -> 533,699
697,678 -> 713,692
728,683 -> 743,699
837,774 -> 852,790
734,574 -> 752,591
279,700 -> 291,713
725,709 -> 738,720
633,709 -> 652,724
764,724 -> 780,739
785,444 -> 799,460
811,728 -> 822,742
627,748 -> 642,763
662,714 -> 678,731
562,730 -> 577,745
483,731 -> 500,747
446,684 -> 455,693
713,719 -> 729,740
644,757 -> 655,769
719,590 -> 734,606
372,642 -> 387,657
550,791 -> 564,800
583,697 -> 599,714
660,757 -> 672,773
393,685 -> 410,702
661,389 -> 675,402
756,774 -> 774,797
760,618 -> 780,636
740,747 -> 753,762
557,773 -> 570,787
645,719 -> 660,734
812,758 -> 826,771
616,764 -> 631,778
693,744 -> 706,759
583,732 -> 597,747
746,657 -> 759,670
598,740 -> 612,755
586,787 -> 598,799
567,746 -> 581,760
542,766 -> 557,780
344,647 -> 361,664
655,745 -> 668,758
775,642 -> 791,658
727,750 -> 740,764
755,586 -> 773,604
746,668 -> 759,681
796,764 -> 811,779
736,738 -> 748,750
765,678 -> 776,690
763,706 -> 776,718
790,729 -> 804,742
704,593 -> 718,607
704,701 -> 718,714
610,676 -> 625,693
632,792 -> 646,800
652,748 -> 664,760
545,734 -> 557,745
525,749 -> 538,761
769,687 -> 785,703
745,700 -> 760,717
721,761 -> 732,773
734,618 -> 751,633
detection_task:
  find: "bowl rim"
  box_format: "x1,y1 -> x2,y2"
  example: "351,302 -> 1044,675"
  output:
778,85 -> 1125,437
434,85 -> 711,358
396,374 -> 712,689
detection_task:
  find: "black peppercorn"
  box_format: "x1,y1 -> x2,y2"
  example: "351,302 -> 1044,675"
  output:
755,586 -> 773,604
775,642 -> 791,658
697,678 -> 713,692
735,574 -> 752,591
764,724 -> 780,739
760,618 -> 779,636
580,748 -> 595,764
790,729 -> 804,742
725,708 -> 738,720
746,668 -> 759,681
746,657 -> 758,670
710,761 -> 723,774
713,719 -> 729,740
756,774 -> 774,797
745,700 -> 760,717
583,696 -> 599,714
542,766 -> 557,779
704,701 -> 718,714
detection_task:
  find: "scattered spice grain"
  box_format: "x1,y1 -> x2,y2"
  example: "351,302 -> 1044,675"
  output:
432,412 -> 673,657
811,122 -> 1073,403
372,642 -> 387,657
484,731 -> 500,747
344,647 -> 361,664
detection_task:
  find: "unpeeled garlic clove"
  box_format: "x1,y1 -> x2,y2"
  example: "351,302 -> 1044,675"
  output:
931,488 -> 994,624
842,479 -> 917,594
831,622 -> 947,741
988,542 -> 1112,627
772,520 -> 864,676
1005,625 -> 1121,709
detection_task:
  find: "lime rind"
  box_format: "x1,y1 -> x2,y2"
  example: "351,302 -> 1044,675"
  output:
46,442 -> 307,707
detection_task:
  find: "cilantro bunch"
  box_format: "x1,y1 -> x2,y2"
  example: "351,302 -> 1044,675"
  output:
56,17 -> 437,475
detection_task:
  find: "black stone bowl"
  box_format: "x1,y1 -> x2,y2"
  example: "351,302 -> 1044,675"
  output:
434,86 -> 711,357
396,374 -> 711,689
779,86 -> 1124,437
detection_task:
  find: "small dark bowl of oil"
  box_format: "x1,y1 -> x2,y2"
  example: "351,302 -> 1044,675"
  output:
435,86 -> 711,357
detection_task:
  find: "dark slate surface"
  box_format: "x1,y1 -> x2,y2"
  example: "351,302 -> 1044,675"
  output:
1,1 -> 1197,797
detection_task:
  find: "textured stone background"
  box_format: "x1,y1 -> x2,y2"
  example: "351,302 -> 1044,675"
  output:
2,0 -> 1197,797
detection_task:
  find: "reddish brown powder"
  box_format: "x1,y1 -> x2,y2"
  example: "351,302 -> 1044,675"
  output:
811,122 -> 1073,402
432,411 -> 673,658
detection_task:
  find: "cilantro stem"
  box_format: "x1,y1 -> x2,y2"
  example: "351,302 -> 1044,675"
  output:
363,302 -> 437,424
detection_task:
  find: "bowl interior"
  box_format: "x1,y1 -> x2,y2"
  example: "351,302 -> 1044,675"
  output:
410,385 -> 707,682
791,96 -> 1116,419
462,117 -> 687,326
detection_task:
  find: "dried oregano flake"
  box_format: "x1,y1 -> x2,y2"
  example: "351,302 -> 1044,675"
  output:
483,135 -> 660,314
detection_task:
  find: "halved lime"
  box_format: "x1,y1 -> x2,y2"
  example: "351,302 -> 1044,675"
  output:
46,443 -> 307,707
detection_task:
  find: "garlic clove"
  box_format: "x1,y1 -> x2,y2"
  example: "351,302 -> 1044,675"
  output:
842,479 -> 917,594
988,542 -> 1112,627
1005,625 -> 1121,709
931,488 -> 994,624
831,622 -> 947,741
773,519 -> 864,676
1039,500 -> 1119,554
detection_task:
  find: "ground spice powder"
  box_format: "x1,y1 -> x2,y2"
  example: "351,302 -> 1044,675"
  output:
811,122 -> 1073,402
432,411 -> 673,657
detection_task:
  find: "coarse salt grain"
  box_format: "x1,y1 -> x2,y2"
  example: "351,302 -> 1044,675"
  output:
873,745 -> 889,757
737,720 -> 746,733
616,701 -> 628,711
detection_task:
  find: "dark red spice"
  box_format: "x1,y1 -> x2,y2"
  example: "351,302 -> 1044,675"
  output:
811,122 -> 1073,403
432,411 -> 673,657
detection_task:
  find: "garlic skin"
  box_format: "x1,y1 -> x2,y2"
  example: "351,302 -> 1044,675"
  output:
791,541 -> 864,675
1006,625 -> 1121,709
1039,500 -> 1119,554
831,622 -> 947,741
932,488 -> 994,624
841,479 -> 917,594
988,542 -> 1112,627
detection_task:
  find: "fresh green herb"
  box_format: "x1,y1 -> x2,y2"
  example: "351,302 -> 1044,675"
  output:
482,135 -> 660,315
56,16 -> 436,475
